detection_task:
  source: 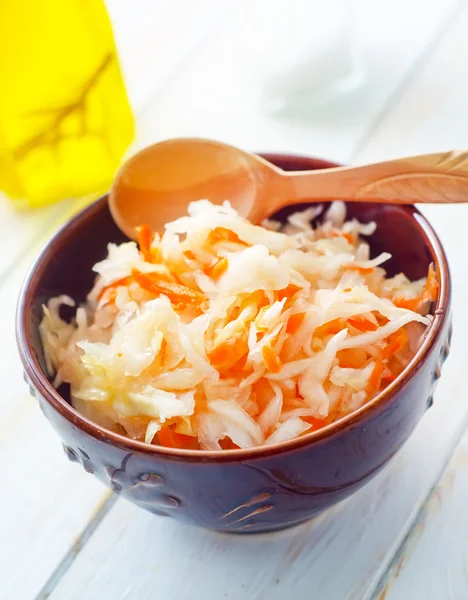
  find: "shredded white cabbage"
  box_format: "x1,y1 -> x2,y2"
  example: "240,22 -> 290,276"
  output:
40,200 -> 436,450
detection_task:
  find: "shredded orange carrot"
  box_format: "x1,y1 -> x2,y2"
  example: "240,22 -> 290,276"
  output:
248,290 -> 269,309
346,264 -> 375,275
208,227 -> 245,246
393,297 -> 415,310
209,335 -> 249,371
337,348 -> 368,369
303,416 -> 328,429
205,257 -> 228,279
382,328 -> 409,360
262,345 -> 282,373
97,276 -> 132,301
382,328 -> 410,384
157,426 -> 197,449
425,264 -> 439,302
315,318 -> 345,337
133,272 -> 206,306
230,353 -> 249,374
286,312 -> 305,334
159,338 -> 167,368
276,284 -> 301,302
208,343 -> 232,365
376,313 -> 390,326
183,250 -> 197,261
331,231 -> 354,244
156,425 -> 176,447
347,316 -> 378,332
219,437 -> 240,450
393,264 -> 439,311
136,225 -> 154,263
367,360 -> 384,393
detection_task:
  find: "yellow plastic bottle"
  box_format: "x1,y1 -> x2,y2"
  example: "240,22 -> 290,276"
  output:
0,0 -> 134,207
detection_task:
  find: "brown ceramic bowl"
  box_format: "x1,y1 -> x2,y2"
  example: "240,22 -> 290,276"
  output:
17,154 -> 452,533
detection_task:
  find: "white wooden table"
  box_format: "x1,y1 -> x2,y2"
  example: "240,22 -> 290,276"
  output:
3,1 -> 468,598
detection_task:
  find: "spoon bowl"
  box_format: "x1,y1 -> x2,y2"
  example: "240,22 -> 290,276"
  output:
110,139 -> 281,239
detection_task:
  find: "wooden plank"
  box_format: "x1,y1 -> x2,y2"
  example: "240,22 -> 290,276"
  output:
353,4 -> 468,598
43,3 -> 468,600
0,247 -> 111,600
0,196 -> 77,285
375,429 -> 468,600
106,0 -> 225,113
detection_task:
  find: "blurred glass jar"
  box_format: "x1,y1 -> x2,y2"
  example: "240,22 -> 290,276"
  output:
0,0 -> 134,208
239,0 -> 364,116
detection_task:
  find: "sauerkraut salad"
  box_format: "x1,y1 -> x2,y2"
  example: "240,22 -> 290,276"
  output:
40,200 -> 438,450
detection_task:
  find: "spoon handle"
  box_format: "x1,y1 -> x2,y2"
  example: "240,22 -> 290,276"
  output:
286,151 -> 468,204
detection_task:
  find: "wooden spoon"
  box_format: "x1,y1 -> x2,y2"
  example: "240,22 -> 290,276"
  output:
110,138 -> 468,239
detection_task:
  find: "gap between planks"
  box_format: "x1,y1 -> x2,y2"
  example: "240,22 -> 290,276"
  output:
350,0 -> 467,161
368,413 -> 468,600
34,493 -> 117,600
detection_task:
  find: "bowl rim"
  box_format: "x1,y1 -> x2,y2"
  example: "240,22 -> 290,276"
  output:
16,153 -> 451,463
